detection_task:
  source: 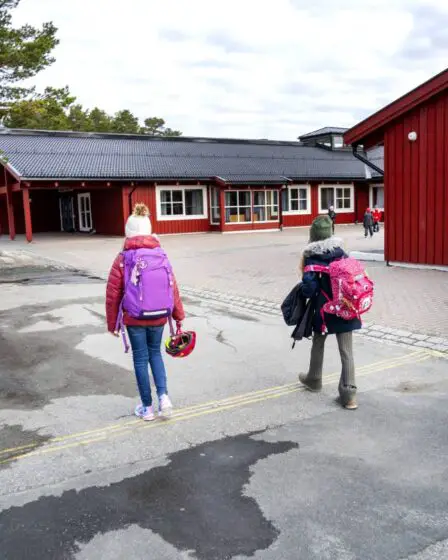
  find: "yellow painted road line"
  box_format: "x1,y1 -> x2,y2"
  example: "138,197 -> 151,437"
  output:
0,350 -> 426,457
0,353 -> 431,466
0,350 -> 428,457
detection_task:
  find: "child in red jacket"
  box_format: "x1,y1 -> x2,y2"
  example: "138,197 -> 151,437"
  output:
106,203 -> 185,421
372,206 -> 381,232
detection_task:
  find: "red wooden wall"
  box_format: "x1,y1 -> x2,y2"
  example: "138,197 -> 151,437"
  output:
129,185 -> 211,235
384,92 -> 448,266
283,182 -> 357,228
29,190 -> 60,233
0,196 -> 8,235
91,188 -> 125,236
0,190 -> 60,235
355,183 -> 369,223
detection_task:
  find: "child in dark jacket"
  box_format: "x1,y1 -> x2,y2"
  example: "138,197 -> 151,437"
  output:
299,216 -> 359,410
363,208 -> 374,238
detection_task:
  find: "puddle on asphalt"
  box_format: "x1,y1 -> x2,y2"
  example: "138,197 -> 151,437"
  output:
0,297 -> 134,409
0,425 -> 51,470
0,431 -> 298,559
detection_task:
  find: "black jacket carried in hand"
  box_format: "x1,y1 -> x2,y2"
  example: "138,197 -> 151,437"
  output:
281,283 -> 305,326
281,283 -> 314,346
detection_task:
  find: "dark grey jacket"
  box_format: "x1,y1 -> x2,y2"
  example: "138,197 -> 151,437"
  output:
363,212 -> 374,228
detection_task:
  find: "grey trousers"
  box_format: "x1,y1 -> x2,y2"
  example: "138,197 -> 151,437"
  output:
308,332 -> 357,401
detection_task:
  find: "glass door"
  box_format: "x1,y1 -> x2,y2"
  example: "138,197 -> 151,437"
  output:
78,193 -> 93,232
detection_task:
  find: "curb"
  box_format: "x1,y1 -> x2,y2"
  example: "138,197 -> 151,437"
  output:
349,251 -> 384,262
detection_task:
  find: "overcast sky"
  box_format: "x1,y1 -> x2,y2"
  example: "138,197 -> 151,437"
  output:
12,0 -> 448,140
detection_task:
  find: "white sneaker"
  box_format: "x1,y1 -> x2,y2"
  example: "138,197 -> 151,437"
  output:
134,404 -> 155,421
159,394 -> 173,417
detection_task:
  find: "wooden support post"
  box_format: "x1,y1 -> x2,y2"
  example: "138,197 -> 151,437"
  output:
278,187 -> 283,231
22,187 -> 33,243
219,188 -> 226,232
6,183 -> 15,240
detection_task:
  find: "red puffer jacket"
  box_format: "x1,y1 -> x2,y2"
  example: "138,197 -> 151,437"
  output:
106,235 -> 185,333
372,209 -> 382,222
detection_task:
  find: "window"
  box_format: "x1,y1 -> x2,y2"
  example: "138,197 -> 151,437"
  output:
210,188 -> 221,224
253,191 -> 278,222
319,185 -> 354,213
371,185 -> 384,210
225,191 -> 251,223
156,186 -> 207,220
282,185 -> 311,214
335,187 -> 352,210
332,135 -> 344,148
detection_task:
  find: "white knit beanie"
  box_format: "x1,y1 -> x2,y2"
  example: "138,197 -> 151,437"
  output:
125,203 -> 152,238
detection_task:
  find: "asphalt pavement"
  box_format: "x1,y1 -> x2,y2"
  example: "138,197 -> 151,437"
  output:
0,265 -> 447,559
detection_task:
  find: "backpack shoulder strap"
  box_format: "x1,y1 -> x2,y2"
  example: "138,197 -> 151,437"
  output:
304,264 -> 330,274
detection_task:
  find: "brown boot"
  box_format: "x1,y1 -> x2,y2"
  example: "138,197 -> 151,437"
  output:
336,395 -> 358,410
344,398 -> 358,410
299,373 -> 322,392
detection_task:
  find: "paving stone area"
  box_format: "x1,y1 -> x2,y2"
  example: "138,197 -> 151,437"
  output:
181,285 -> 448,355
1,227 -> 447,338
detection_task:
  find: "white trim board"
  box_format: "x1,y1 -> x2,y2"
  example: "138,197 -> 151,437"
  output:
318,184 -> 354,214
155,185 -> 208,221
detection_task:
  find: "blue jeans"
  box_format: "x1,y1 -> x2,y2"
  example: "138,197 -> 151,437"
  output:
127,326 -> 168,407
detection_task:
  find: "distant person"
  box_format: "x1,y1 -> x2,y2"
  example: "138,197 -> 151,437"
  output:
106,203 -> 185,421
298,216 -> 360,410
363,208 -> 374,238
328,205 -> 336,233
372,206 -> 381,232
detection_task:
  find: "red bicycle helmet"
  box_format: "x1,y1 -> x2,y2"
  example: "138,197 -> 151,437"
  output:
165,329 -> 196,358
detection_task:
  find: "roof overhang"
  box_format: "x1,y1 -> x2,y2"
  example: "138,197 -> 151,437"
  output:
344,68 -> 448,147
213,175 -> 292,186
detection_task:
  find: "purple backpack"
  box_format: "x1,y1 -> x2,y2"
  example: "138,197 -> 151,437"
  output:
115,247 -> 174,351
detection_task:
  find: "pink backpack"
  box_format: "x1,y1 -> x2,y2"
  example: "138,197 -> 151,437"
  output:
304,257 -> 374,333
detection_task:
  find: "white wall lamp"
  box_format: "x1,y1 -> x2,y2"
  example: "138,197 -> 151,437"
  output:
408,131 -> 418,142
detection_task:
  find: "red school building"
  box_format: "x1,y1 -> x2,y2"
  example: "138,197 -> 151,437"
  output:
345,68 -> 448,267
0,126 -> 383,241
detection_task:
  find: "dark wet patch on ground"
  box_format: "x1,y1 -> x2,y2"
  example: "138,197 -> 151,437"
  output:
0,431 -> 298,559
0,297 -> 136,409
0,266 -> 103,285
394,381 -> 438,393
0,425 -> 51,470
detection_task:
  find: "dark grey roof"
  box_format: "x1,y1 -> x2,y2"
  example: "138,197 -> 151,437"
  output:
0,129 -> 369,183
299,127 -> 348,140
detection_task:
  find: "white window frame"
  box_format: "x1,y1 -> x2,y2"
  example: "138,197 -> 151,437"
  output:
156,185 -> 208,221
318,184 -> 354,214
369,184 -> 384,212
224,190 -> 252,224
282,184 -> 311,215
210,187 -> 220,225
77,192 -> 93,232
252,190 -> 279,223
